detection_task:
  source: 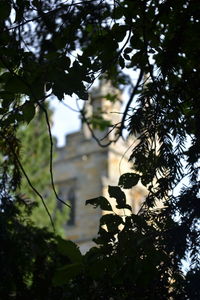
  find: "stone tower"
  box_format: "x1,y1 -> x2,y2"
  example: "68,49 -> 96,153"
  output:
53,82 -> 147,253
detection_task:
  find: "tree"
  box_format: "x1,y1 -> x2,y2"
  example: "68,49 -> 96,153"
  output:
0,0 -> 200,299
17,105 -> 69,235
0,192 -> 71,299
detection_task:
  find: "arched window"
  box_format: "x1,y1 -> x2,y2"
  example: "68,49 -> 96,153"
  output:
57,190 -> 64,211
67,187 -> 75,226
57,180 -> 76,226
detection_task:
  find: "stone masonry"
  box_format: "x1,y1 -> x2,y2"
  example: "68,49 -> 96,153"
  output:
53,82 -> 148,253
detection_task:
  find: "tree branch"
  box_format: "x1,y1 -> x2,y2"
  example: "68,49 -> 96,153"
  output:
37,102 -> 71,208
119,70 -> 144,136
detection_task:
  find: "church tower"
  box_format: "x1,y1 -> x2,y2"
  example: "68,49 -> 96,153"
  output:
53,82 -> 147,253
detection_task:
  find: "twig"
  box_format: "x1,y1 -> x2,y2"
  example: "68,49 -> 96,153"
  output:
0,57 -> 68,224
119,70 -> 144,136
5,0 -> 98,32
99,121 -> 121,141
77,99 -> 119,147
119,137 -> 138,176
37,102 -> 71,208
3,133 -> 55,231
61,100 -> 80,113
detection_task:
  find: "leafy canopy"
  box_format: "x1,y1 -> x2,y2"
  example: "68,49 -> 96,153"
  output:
0,0 -> 200,299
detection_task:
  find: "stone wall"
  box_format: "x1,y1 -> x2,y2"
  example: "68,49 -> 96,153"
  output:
54,129 -> 148,252
53,83 -> 148,252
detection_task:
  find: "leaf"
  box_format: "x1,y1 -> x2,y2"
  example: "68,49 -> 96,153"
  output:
113,6 -> 124,20
112,24 -> 127,42
124,47 -> 132,54
131,51 -> 147,68
76,89 -> 88,100
59,56 -> 71,69
99,214 -> 123,235
21,102 -> 35,124
89,115 -> 111,131
52,84 -> 64,100
132,214 -> 148,229
86,196 -> 113,211
118,173 -> 140,189
108,185 -> 131,210
130,35 -> 144,50
105,93 -> 118,102
57,238 -> 83,263
53,262 -> 84,286
124,53 -> 131,60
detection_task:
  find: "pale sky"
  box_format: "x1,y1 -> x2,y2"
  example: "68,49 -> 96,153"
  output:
50,70 -> 139,147
50,95 -> 84,147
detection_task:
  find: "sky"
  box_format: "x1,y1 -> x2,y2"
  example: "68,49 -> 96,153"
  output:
50,95 -> 84,147
50,70 -> 139,147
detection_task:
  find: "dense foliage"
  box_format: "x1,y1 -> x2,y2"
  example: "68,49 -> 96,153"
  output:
0,196 -> 66,300
0,0 -> 200,299
17,106 -> 69,235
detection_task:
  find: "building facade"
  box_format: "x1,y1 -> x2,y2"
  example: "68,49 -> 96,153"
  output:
53,82 -> 148,252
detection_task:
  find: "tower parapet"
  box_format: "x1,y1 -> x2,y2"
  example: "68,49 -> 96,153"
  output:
53,82 -> 148,253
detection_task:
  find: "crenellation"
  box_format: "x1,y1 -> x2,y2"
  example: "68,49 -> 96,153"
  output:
53,82 -> 148,253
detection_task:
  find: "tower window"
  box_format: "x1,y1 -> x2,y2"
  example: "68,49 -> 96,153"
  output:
57,179 -> 76,226
67,188 -> 75,226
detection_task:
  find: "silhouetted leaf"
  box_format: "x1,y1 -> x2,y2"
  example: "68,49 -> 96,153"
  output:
86,196 -> 113,211
118,173 -> 140,189
108,185 -> 131,210
57,238 -> 83,263
21,102 -> 35,124
100,214 -> 123,233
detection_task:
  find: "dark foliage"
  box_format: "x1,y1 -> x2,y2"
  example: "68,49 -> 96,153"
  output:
0,0 -> 200,299
0,194 -> 70,300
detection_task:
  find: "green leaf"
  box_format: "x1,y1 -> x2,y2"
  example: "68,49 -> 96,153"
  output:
89,115 -> 111,131
118,173 -> 140,189
57,238 -> 83,263
105,93 -> 118,102
86,196 -> 113,211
